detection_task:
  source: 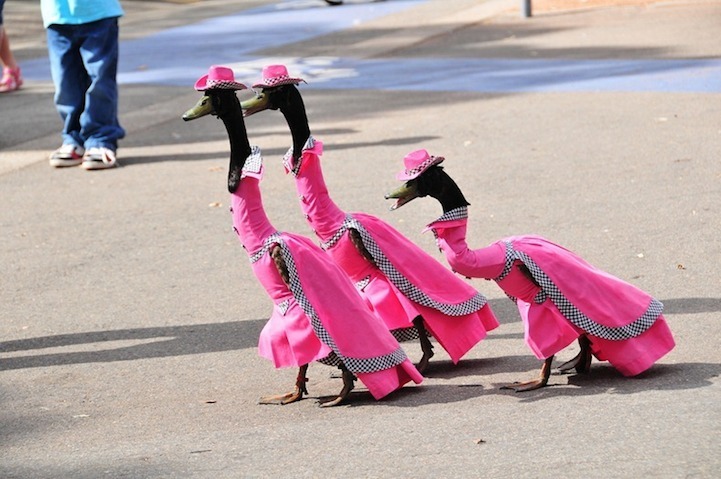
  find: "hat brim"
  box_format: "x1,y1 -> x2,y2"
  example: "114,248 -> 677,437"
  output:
396,156 -> 444,181
194,75 -> 248,91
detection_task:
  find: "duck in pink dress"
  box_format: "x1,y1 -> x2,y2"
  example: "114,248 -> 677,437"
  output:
182,66 -> 422,406
241,65 -> 499,373
386,150 -> 675,391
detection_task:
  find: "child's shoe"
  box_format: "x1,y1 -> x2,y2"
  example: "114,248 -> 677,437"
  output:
0,67 -> 23,93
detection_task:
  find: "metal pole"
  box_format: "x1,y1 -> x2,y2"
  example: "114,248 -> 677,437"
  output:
522,0 -> 532,17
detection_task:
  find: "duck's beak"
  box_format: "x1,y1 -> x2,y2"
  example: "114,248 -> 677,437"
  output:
240,92 -> 270,117
385,181 -> 420,211
182,95 -> 213,121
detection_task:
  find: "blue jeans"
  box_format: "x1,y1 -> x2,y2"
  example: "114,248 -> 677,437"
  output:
47,17 -> 125,151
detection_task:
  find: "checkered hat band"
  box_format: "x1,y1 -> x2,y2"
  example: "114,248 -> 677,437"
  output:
282,136 -> 315,177
258,76 -> 303,88
323,215 -> 487,317
268,76 -> 292,85
500,242 -> 663,341
404,156 -> 444,178
272,235 -> 409,374
206,80 -> 245,90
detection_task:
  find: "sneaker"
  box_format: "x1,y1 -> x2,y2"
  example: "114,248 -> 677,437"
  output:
82,147 -> 118,170
49,144 -> 85,167
0,67 -> 23,93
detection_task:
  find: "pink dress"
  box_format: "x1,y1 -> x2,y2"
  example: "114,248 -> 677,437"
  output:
283,138 -> 499,364
426,207 -> 675,376
232,148 -> 423,399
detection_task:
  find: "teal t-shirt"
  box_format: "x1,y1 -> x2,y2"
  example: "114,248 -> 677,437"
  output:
40,0 -> 124,28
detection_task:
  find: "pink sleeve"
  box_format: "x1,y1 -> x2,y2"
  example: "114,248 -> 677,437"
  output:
434,224 -> 506,280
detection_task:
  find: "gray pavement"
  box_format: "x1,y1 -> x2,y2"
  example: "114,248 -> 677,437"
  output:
1,1 -> 720,477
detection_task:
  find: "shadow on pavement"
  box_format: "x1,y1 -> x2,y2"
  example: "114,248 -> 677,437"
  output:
373,361 -> 721,408
0,319 -> 267,371
3,297 -> 717,374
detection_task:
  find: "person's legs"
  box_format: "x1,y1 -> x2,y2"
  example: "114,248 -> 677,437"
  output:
47,24 -> 88,149
0,20 -> 23,92
78,17 -> 125,152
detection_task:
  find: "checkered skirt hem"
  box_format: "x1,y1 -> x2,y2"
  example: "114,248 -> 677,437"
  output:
500,241 -> 663,341
322,215 -> 488,317
253,233 -> 411,374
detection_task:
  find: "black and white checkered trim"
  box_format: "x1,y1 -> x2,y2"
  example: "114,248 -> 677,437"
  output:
355,275 -> 371,291
391,326 -> 425,343
429,207 -> 468,241
499,242 -> 663,341
434,206 -> 468,223
401,155 -> 445,178
282,136 -> 315,177
277,299 -> 290,316
240,146 -> 263,179
204,79 -> 247,91
323,214 -> 487,316
494,241 -> 516,282
251,232 -> 410,374
248,232 -> 283,264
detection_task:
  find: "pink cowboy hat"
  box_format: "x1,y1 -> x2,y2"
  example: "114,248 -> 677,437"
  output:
252,64 -> 305,89
194,65 -> 248,91
396,149 -> 445,181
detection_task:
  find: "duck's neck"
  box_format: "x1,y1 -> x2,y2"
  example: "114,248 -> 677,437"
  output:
220,98 -> 253,166
279,87 -> 312,160
276,86 -> 345,240
220,96 -> 277,252
430,170 -> 470,213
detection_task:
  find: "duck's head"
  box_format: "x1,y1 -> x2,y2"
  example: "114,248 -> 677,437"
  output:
182,66 -> 253,193
385,150 -> 469,213
385,165 -> 446,210
184,65 -> 249,121
240,85 -> 289,117
182,88 -> 241,121
241,64 -> 306,118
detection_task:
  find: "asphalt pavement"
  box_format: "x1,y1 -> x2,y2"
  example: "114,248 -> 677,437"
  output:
1,0 -> 720,477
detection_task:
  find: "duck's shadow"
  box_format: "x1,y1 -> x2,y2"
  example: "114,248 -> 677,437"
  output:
329,360 -> 721,408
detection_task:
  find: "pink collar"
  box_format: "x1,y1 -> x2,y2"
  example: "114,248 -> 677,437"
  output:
282,136 -> 323,175
423,206 -> 468,233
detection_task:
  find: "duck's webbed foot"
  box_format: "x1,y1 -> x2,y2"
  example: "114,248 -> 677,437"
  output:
557,335 -> 592,374
413,316 -> 434,374
318,364 -> 356,407
501,356 -> 553,392
259,365 -> 309,405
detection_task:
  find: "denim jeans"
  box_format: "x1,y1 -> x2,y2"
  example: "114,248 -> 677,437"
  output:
47,17 -> 125,151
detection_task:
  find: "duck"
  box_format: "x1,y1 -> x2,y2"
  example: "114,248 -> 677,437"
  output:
240,64 -> 500,374
182,65 -> 422,406
385,150 -> 675,391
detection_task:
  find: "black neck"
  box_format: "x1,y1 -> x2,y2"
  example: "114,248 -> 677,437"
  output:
218,94 -> 252,168
277,86 -> 311,160
423,167 -> 470,213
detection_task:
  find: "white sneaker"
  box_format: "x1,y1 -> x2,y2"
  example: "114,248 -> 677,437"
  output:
49,144 -> 85,167
82,147 -> 118,170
